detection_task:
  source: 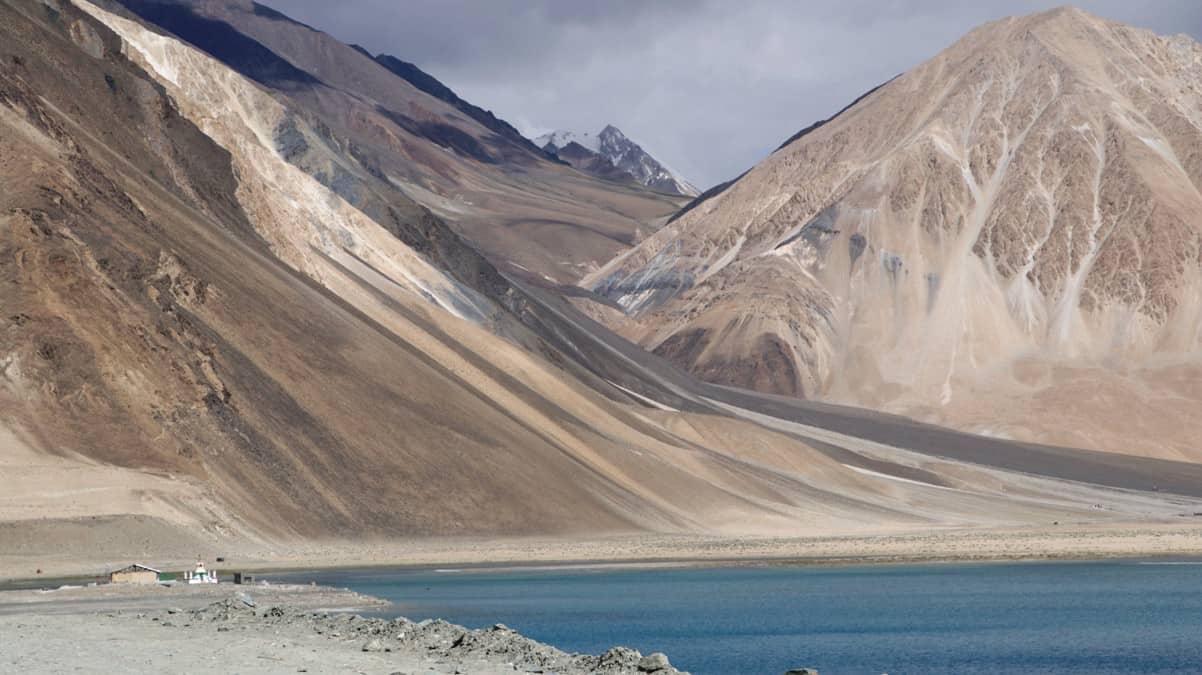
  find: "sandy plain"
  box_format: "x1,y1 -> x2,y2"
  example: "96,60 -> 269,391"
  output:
5,522 -> 1202,584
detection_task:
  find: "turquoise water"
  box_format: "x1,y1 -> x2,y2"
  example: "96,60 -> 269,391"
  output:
277,560 -> 1202,674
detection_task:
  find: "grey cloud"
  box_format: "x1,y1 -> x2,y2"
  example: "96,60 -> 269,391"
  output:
266,0 -> 1202,188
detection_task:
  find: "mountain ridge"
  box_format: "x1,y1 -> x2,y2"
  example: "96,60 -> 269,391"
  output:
372,52 -> 548,158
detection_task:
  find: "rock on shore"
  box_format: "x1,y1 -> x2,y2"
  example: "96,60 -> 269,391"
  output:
165,596 -> 688,674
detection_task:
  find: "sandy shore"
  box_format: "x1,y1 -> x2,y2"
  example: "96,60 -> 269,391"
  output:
0,584 -> 686,674
263,522 -> 1202,571
4,521 -> 1202,584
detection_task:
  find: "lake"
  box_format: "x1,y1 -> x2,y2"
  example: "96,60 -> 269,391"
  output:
274,559 -> 1202,674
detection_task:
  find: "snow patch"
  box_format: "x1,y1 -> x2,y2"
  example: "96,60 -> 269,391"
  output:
843,464 -> 958,491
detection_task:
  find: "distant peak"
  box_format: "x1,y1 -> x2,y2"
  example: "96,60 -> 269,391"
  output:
537,125 -> 628,148
533,125 -> 699,197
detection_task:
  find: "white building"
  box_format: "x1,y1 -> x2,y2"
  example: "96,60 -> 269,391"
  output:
184,560 -> 219,584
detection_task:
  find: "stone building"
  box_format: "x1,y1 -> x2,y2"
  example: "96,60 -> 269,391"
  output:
109,564 -> 161,585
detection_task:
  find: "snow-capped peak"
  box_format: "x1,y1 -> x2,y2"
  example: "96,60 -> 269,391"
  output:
534,129 -> 600,153
534,125 -> 699,197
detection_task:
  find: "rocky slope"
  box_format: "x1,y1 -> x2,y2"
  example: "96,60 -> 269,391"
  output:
13,0 -> 894,546
586,7 -> 1202,461
102,0 -> 687,284
538,125 -> 700,197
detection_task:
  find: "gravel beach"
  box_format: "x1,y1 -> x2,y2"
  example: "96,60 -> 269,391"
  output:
0,583 -> 686,674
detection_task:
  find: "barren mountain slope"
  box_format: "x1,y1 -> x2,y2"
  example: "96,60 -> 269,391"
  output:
587,7 -> 1202,461
99,0 -> 686,284
0,0 -> 1085,547
1,0 -> 662,540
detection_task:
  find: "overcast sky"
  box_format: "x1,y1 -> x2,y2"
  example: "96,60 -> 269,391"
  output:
269,1 -> 1202,189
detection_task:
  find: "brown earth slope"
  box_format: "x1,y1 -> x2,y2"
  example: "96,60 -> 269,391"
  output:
0,0 -> 651,539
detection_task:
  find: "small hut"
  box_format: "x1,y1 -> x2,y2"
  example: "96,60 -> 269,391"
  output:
109,563 -> 161,585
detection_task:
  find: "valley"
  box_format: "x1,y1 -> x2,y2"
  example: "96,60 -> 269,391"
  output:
2,0 -> 1202,590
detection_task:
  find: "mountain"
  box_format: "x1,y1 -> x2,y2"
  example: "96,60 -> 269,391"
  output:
5,0 -> 854,551
96,0 -> 687,286
6,0 -> 1202,573
585,7 -> 1202,462
537,126 -> 700,197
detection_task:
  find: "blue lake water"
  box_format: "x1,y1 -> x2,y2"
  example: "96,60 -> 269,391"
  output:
275,560 -> 1202,674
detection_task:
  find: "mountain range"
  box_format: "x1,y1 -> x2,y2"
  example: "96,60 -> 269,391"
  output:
4,0 -> 1202,571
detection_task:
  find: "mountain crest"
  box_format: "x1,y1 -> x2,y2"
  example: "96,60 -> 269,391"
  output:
1029,5 -> 1099,27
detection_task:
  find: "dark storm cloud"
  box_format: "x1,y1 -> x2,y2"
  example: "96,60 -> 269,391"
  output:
267,0 -> 1202,189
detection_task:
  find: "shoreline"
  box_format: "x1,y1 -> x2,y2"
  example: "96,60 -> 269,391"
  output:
6,550 -> 1199,592
255,549 -> 1202,583
5,520 -> 1202,586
